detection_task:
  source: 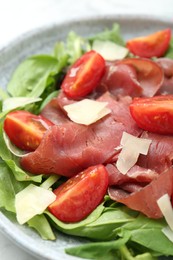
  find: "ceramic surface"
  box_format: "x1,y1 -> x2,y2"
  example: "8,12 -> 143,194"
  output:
0,15 -> 172,260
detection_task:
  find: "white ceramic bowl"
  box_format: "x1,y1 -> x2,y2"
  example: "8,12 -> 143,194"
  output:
0,15 -> 172,260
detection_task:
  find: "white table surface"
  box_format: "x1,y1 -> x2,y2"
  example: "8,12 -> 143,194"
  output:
0,0 -> 172,259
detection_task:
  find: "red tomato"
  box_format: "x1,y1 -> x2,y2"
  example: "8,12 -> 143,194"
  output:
4,110 -> 54,151
126,28 -> 171,58
48,164 -> 108,223
130,95 -> 173,134
61,50 -> 105,99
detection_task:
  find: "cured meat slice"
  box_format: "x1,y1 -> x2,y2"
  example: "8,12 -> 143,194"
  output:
108,167 -> 173,219
20,92 -> 141,177
156,58 -> 173,94
41,98 -> 69,125
100,62 -> 142,97
137,132 -> 173,173
106,164 -> 158,186
101,58 -> 163,98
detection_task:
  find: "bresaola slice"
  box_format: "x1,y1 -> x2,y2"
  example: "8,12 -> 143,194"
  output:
106,164 -> 158,186
137,132 -> 173,173
41,98 -> 69,125
106,130 -> 173,219
20,92 -> 141,177
100,58 -> 164,98
156,58 -> 173,94
108,167 -> 173,219
100,62 -> 143,97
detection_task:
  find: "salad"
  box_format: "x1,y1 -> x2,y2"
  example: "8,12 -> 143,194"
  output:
0,23 -> 173,260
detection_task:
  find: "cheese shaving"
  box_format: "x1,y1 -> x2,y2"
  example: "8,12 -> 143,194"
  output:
116,132 -> 152,174
157,193 -> 173,231
15,184 -> 56,224
92,40 -> 129,61
64,99 -> 111,125
162,226 -> 173,243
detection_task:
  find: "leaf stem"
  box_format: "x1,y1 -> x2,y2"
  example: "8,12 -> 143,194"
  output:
40,175 -> 60,190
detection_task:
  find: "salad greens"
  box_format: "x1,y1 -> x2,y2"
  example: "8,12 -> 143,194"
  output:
0,23 -> 173,260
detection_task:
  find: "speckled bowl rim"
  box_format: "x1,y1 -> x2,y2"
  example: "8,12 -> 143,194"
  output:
0,14 -> 173,260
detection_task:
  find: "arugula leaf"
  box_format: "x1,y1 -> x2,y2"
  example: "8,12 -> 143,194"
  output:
46,202 -> 135,241
0,161 -> 17,212
38,90 -> 59,112
47,198 -> 173,258
53,32 -> 91,65
28,214 -> 56,240
0,160 -> 32,213
46,202 -> 104,231
7,55 -> 60,98
65,234 -> 130,260
0,88 -> 10,101
89,23 -> 125,46
123,214 -> 173,256
53,42 -> 69,66
66,31 -> 91,64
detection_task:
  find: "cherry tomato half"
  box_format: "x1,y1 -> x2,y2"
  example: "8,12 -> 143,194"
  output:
4,110 -> 54,151
130,95 -> 173,134
61,50 -> 105,99
126,28 -> 171,58
48,164 -> 108,223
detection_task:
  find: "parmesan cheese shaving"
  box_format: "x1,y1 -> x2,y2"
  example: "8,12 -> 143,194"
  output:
157,193 -> 173,231
92,40 -> 129,61
116,132 -> 152,174
63,99 -> 111,125
162,226 -> 173,243
15,184 -> 56,224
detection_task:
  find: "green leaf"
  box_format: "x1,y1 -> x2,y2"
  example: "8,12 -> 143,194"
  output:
80,207 -> 134,240
65,233 -> 130,260
53,42 -> 69,66
28,214 -> 56,240
46,202 -> 104,232
66,31 -> 91,64
46,203 -> 134,241
0,88 -> 10,101
123,214 -> 173,256
7,55 -> 60,98
0,161 -> 29,212
38,90 -> 59,112
119,245 -> 156,260
89,23 -> 125,46
0,161 -> 16,212
5,159 -> 42,182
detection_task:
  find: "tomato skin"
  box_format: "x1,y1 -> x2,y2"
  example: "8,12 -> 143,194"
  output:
4,110 -> 54,151
130,95 -> 173,134
126,29 -> 171,58
61,50 -> 105,99
48,164 -> 108,223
